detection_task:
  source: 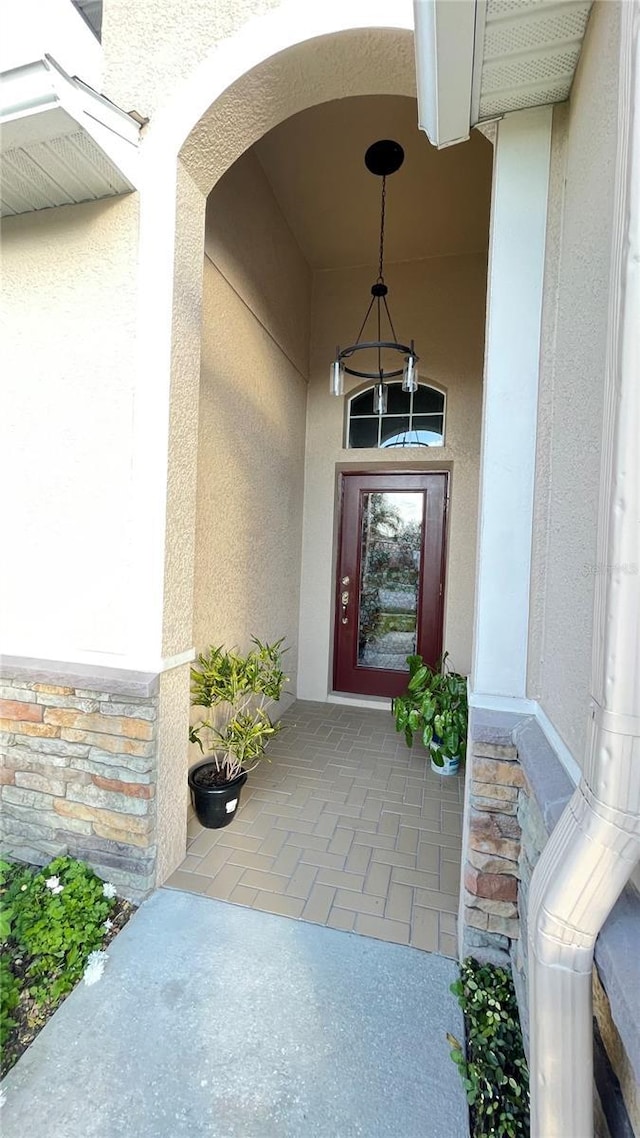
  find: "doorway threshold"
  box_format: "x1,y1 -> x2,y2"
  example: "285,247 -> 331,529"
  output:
328,692 -> 392,711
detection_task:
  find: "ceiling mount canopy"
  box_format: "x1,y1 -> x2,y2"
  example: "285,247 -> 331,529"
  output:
364,138 -> 404,177
330,139 -> 419,413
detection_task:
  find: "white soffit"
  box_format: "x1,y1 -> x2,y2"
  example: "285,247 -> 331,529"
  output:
473,0 -> 593,122
0,56 -> 139,217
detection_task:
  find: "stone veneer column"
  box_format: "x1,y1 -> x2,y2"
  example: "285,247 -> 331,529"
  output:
511,754 -> 554,1043
461,711 -> 640,1135
462,733 -> 525,965
0,661 -> 163,900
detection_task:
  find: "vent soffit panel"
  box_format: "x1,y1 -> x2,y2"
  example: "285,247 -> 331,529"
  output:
475,0 -> 593,122
1,131 -> 132,216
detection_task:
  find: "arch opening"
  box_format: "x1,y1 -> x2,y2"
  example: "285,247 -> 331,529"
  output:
150,25 -> 492,890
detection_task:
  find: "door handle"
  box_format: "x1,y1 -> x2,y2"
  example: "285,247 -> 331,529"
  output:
341,590 -> 349,624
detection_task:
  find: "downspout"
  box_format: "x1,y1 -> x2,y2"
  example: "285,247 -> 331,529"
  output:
528,4 -> 640,1136
413,0 -> 477,149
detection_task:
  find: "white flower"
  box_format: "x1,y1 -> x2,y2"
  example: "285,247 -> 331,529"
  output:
45,875 -> 63,895
83,950 -> 109,986
103,918 -> 114,932
102,882 -> 117,899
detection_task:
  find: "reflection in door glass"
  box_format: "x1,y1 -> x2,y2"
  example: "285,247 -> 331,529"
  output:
358,492 -> 424,670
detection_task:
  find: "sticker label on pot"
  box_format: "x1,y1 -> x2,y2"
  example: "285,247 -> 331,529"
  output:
226,799 -> 238,813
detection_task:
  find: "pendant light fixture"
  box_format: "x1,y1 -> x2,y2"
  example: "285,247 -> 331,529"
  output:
330,139 -> 419,404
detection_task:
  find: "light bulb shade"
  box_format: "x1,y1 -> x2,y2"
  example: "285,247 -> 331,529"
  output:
330,359 -> 344,396
402,353 -> 418,393
373,382 -> 388,415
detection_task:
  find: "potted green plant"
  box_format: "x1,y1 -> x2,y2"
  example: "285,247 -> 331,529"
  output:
188,637 -> 288,828
392,653 -> 467,775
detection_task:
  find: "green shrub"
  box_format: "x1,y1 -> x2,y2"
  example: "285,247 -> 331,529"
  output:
0,858 -> 33,942
0,954 -> 20,1048
449,957 -> 530,1138
11,856 -> 116,1003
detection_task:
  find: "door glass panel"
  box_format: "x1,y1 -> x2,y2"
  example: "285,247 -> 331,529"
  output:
357,491 -> 424,670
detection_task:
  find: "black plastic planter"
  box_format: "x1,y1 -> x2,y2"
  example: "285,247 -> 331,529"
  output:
188,762 -> 248,829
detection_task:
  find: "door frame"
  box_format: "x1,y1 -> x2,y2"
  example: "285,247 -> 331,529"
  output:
332,468 -> 449,697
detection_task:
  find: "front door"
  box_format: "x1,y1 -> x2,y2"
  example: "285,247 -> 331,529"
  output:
333,472 -> 447,697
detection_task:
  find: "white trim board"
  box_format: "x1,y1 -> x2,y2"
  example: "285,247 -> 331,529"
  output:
327,694 -> 393,712
0,646 -> 196,677
472,106 -> 552,699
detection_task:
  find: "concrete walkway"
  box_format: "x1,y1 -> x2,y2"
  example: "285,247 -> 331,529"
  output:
1,889 -> 469,1138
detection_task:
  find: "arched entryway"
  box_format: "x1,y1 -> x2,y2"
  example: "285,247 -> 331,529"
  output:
166,85 -> 491,948
134,11 -> 422,883
135,7 -> 490,913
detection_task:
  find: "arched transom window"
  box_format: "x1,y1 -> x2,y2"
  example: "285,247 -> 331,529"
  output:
347,382 -> 445,449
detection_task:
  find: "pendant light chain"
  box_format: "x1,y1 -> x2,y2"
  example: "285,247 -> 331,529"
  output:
329,139 -> 418,391
378,175 -> 387,283
382,293 -> 398,344
377,175 -> 386,379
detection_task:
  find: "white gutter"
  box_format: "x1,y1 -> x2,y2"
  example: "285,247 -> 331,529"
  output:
528,3 -> 640,1135
413,0 -> 478,148
1,55 -> 140,162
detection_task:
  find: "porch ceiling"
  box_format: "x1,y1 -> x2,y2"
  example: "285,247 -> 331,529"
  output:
473,0 -> 594,122
254,95 -> 492,272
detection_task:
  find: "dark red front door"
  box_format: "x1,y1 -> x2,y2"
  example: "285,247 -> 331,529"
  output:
333,472 -> 447,698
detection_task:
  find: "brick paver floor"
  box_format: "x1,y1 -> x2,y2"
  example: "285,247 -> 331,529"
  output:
167,700 -> 463,956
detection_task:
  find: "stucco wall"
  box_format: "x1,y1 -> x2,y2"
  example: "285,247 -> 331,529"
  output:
155,661 -> 191,883
147,21 -> 416,681
193,150 -> 309,695
298,253 -> 487,701
102,0 -> 283,118
101,1 -> 413,128
203,151 -> 309,377
0,196 -> 139,664
162,164 -> 206,659
528,0 -> 620,763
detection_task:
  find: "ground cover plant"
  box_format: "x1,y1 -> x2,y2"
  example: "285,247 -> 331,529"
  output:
448,957 -> 530,1138
0,856 -> 133,1077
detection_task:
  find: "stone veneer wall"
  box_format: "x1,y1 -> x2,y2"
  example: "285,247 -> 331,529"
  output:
463,736 -> 524,964
0,667 -> 160,900
462,710 -> 640,1137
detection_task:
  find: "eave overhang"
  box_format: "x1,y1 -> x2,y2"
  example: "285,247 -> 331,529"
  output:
414,0 -> 594,149
0,55 -> 140,217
